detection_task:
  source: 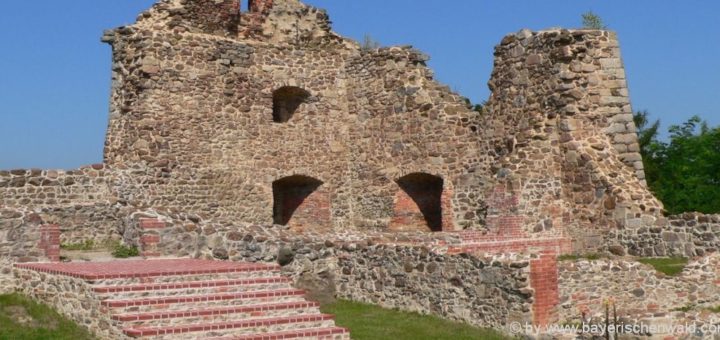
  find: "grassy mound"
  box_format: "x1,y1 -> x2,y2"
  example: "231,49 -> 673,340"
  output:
0,293 -> 94,340
321,299 -> 510,340
638,257 -> 688,276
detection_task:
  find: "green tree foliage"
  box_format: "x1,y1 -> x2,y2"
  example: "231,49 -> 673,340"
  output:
581,11 -> 607,30
634,110 -> 662,184
635,112 -> 720,214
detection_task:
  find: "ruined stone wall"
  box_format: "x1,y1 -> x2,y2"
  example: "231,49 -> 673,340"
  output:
485,29 -> 663,252
0,166 -> 112,207
0,208 -> 59,262
606,213 -> 720,257
558,254 -> 720,324
101,0 -> 493,232
0,166 -> 123,245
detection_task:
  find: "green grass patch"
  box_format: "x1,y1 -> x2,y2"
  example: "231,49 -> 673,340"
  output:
0,293 -> 94,340
637,257 -> 688,276
558,253 -> 602,261
60,240 -> 95,251
671,304 -> 695,312
111,244 -> 139,258
706,306 -> 720,313
320,299 -> 510,340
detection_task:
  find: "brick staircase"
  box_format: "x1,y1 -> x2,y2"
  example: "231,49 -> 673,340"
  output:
17,259 -> 350,340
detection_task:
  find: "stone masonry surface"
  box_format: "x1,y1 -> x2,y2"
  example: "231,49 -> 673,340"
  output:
2,0 -> 720,338
0,0 -> 687,255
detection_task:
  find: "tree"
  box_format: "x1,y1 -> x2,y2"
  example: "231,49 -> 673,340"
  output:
633,112 -> 720,214
633,110 -> 662,184
641,115 -> 720,214
581,11 -> 607,30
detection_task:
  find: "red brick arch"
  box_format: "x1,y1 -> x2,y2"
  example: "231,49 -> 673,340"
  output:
390,173 -> 454,232
272,175 -> 330,232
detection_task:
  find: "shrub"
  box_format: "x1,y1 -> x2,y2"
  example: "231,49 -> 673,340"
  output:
60,240 -> 95,251
112,244 -> 139,258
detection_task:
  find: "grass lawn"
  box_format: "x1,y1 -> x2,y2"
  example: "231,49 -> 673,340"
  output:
637,257 -> 688,276
0,293 -> 94,340
321,299 -> 511,340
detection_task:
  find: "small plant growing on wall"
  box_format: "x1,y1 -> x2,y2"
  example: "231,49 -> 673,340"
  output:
581,11 -> 607,30
112,243 -> 139,258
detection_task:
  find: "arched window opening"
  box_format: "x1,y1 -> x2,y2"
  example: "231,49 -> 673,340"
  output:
272,86 -> 310,123
392,173 -> 445,232
272,175 -> 324,226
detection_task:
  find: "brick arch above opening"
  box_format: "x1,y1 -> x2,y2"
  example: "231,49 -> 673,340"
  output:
271,175 -> 331,232
390,172 -> 454,232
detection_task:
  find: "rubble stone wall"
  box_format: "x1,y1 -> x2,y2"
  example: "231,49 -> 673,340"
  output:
485,29 -> 663,253
558,254 -> 720,322
606,213 -> 720,257
101,0 -> 494,231
120,212 -> 535,329
13,266 -> 125,340
0,166 -> 112,207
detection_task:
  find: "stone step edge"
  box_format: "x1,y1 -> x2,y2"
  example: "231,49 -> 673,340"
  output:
123,314 -> 336,337
208,326 -> 351,340
102,289 -> 306,308
112,300 -> 320,322
15,263 -> 280,281
93,276 -> 290,294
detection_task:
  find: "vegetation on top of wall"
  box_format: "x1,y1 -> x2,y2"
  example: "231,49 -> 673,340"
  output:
111,243 -> 140,258
635,112 -> 720,214
0,293 -> 95,340
637,257 -> 688,276
320,299 -> 510,340
60,240 -> 95,251
581,11 -> 607,30
557,253 -> 603,261
360,34 -> 381,51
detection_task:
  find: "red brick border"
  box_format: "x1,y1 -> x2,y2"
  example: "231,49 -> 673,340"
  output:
138,218 -> 166,258
38,224 -> 60,262
530,250 -> 559,326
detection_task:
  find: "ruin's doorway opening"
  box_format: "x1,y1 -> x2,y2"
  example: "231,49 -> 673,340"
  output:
272,86 -> 310,123
392,173 -> 445,232
272,175 -> 324,226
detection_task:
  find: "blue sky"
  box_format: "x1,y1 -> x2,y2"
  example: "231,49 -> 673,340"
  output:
0,1 -> 718,169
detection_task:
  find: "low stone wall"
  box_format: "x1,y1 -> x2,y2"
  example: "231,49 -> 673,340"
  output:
0,208 -> 51,262
558,254 -> 720,323
606,213 -> 720,257
0,258 -> 17,294
123,213 -> 535,329
1,206 -> 122,261
13,266 -> 126,340
0,166 -> 112,207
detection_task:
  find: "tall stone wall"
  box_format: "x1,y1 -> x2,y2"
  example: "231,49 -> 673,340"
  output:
1,0 -> 713,259
101,0 -> 493,232
484,29 -> 663,253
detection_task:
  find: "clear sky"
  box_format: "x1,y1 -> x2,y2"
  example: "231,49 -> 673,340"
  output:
0,1 -> 718,169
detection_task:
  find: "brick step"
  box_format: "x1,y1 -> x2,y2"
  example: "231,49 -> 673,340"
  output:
124,314 -> 336,339
90,268 -> 281,286
103,289 -> 307,313
114,301 -> 320,328
94,277 -> 292,299
208,326 -> 351,340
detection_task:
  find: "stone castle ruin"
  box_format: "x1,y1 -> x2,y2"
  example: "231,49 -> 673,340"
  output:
3,0 -> 720,338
